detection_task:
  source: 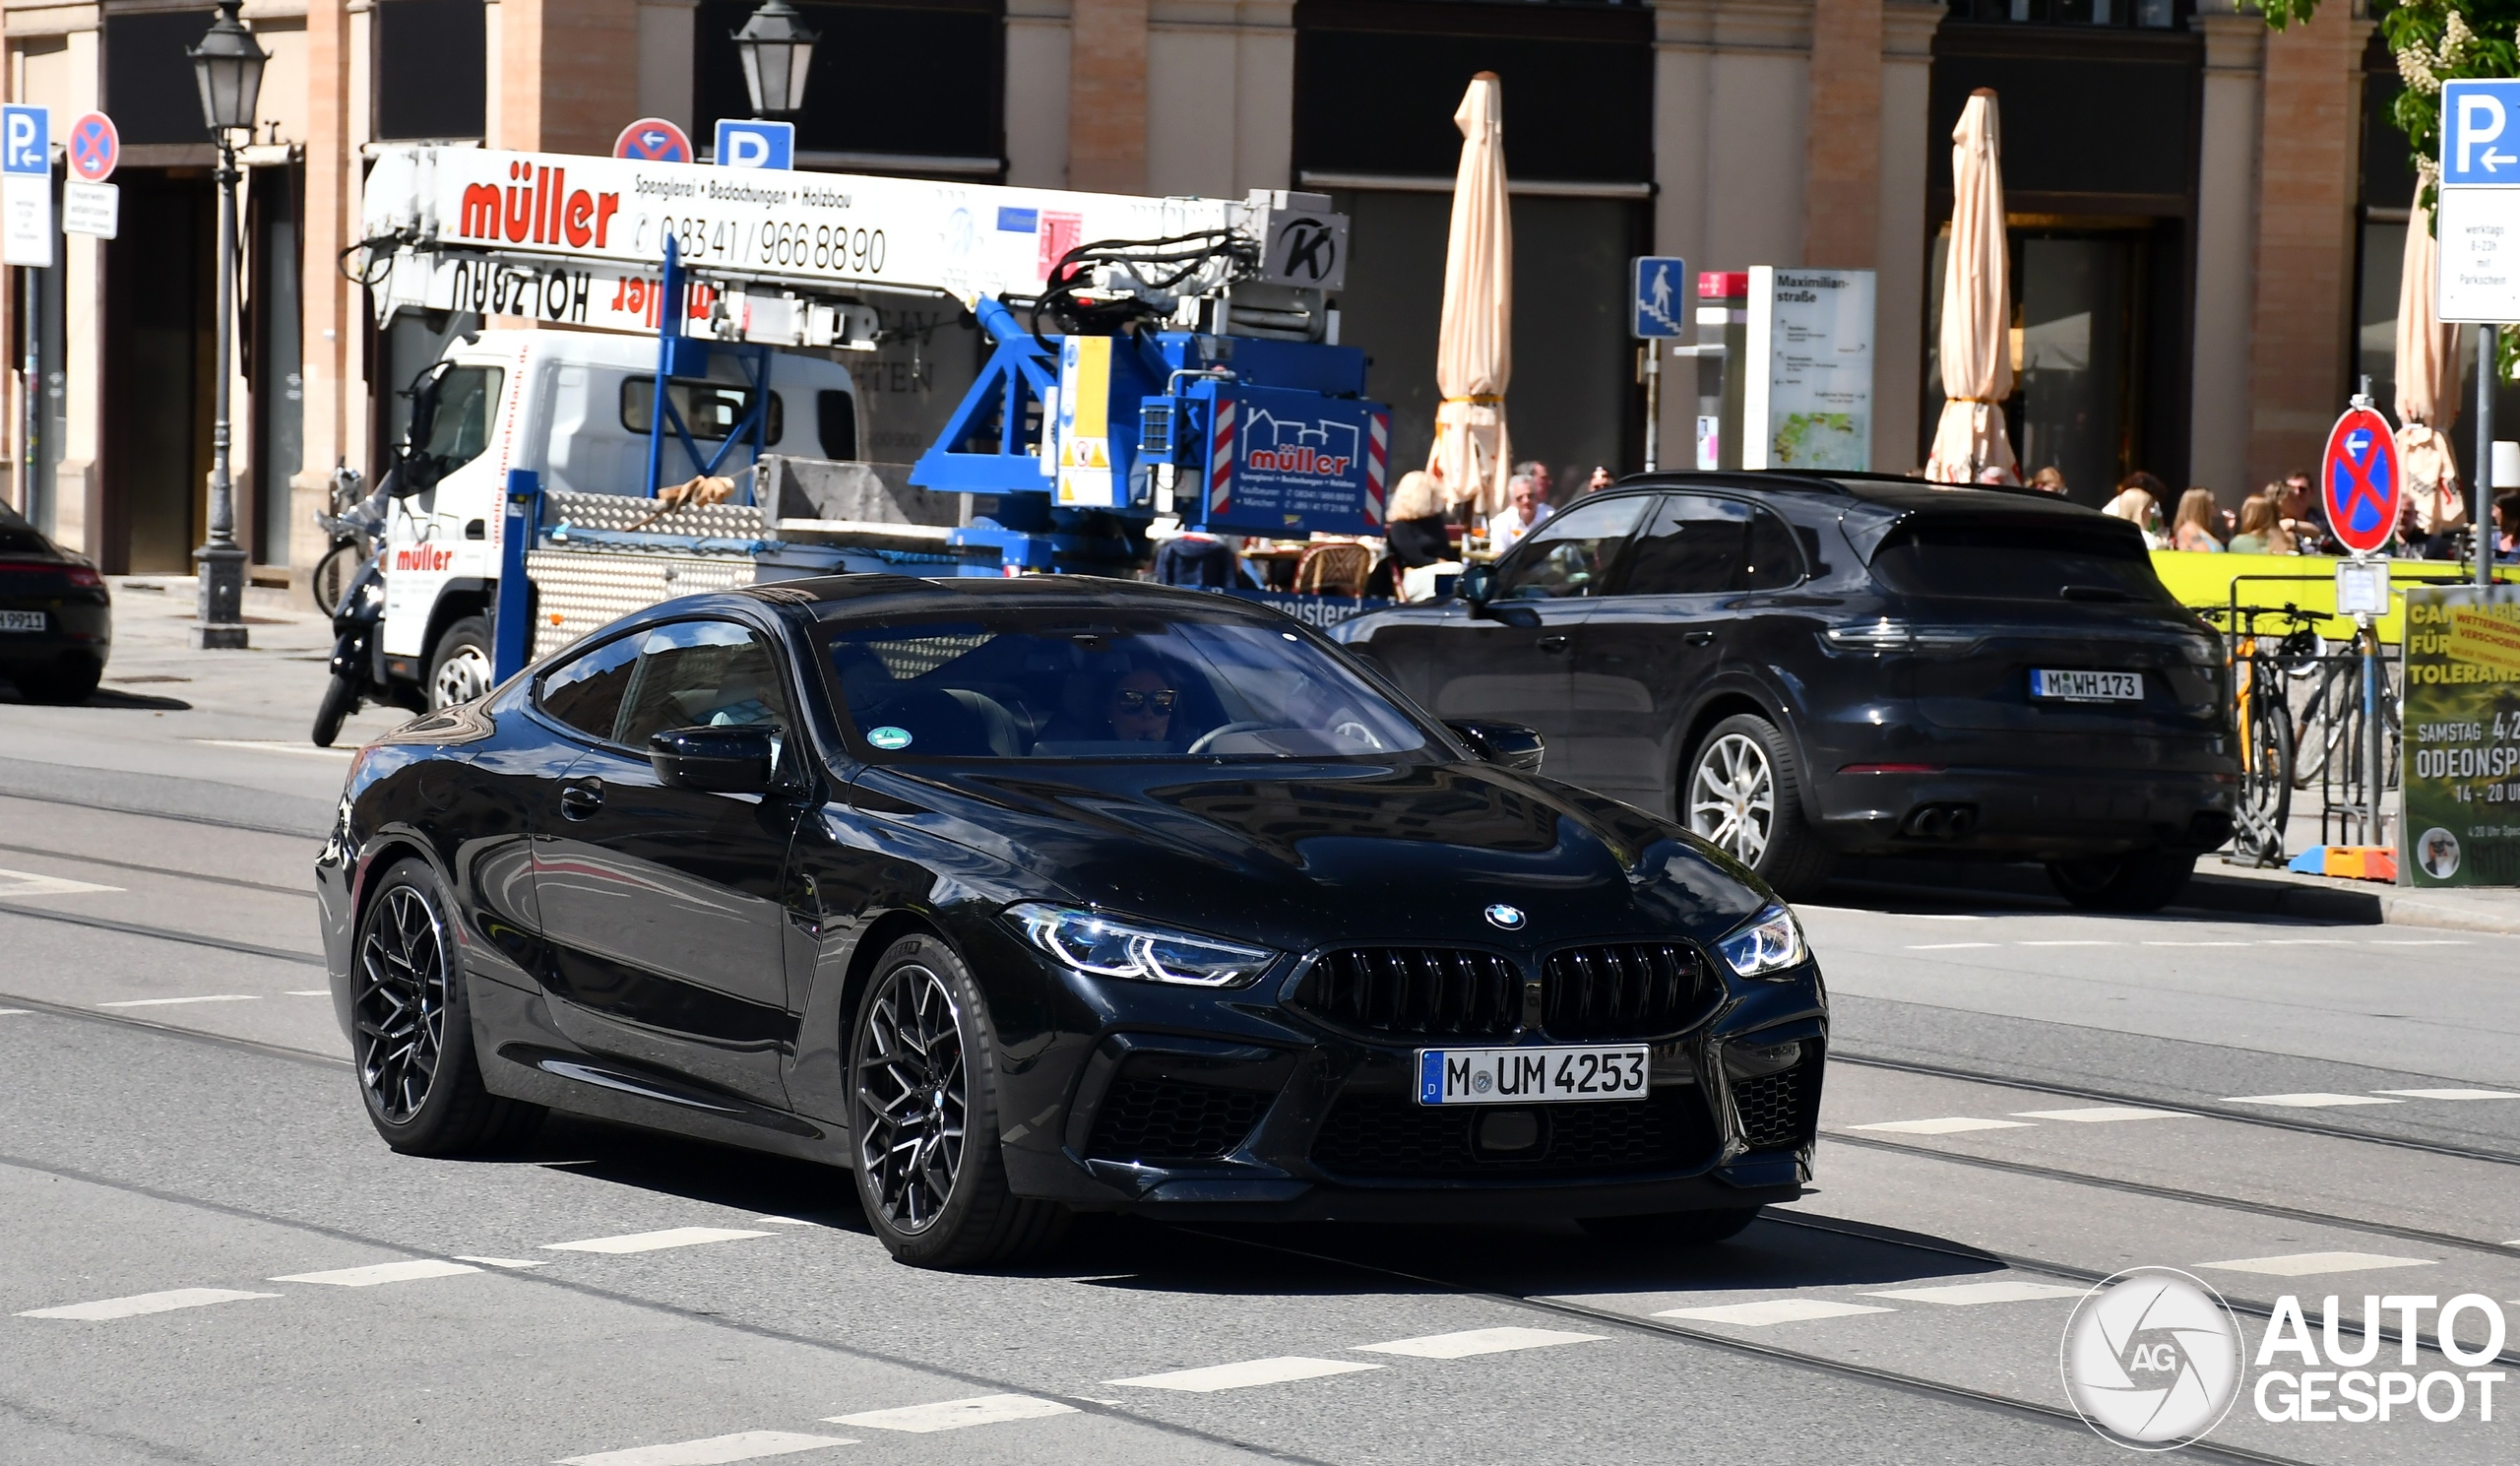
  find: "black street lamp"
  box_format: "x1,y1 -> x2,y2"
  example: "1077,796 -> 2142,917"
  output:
185,0 -> 266,650
732,1 -> 819,118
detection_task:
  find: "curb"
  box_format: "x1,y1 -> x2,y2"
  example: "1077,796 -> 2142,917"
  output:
1830,856 -> 2519,935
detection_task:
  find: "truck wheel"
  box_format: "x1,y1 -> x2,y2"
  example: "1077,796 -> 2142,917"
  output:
2047,850 -> 2196,913
1682,714 -> 1833,900
426,615 -> 493,709
311,672 -> 360,747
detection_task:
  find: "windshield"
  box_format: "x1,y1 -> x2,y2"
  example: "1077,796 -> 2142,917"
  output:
1868,521 -> 2177,606
819,611 -> 1432,760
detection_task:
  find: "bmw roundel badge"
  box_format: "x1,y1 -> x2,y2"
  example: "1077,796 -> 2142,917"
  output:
1483,903 -> 1527,931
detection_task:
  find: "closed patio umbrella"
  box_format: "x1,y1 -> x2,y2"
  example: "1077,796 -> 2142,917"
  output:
2396,180 -> 2466,537
1428,72 -> 1512,517
1924,89 -> 2016,485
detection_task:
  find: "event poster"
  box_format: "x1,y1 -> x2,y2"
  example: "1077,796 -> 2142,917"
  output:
2399,585 -> 2520,887
1743,266 -> 1875,473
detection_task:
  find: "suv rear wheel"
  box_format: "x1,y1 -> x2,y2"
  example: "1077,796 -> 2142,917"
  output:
2046,849 -> 2196,913
1683,714 -> 1833,899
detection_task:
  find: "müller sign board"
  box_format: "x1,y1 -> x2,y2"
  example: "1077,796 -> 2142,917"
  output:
2435,80 -> 2520,322
1741,266 -> 1875,472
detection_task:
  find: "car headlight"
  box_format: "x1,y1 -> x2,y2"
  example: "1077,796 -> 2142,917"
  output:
1717,904 -> 1805,978
1007,904 -> 1278,988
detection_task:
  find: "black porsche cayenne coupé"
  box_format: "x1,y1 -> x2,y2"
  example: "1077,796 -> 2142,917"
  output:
315,575 -> 1824,1268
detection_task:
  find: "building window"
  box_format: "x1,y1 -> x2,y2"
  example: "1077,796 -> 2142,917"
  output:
692,1 -> 1002,172
377,0 -> 486,141
1943,0 -> 2184,28
105,9 -> 219,147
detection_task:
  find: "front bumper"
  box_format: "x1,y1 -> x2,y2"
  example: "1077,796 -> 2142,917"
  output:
1813,764 -> 2236,860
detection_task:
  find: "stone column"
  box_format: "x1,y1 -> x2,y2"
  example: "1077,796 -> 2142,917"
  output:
2192,11 -> 2266,503
1803,0 -> 1883,270
637,0 -> 696,132
1872,0 -> 1939,474
1070,0 -> 1149,193
1007,0 -> 1074,187
493,0 -> 639,156
1144,1 -> 1291,198
292,0 -> 357,590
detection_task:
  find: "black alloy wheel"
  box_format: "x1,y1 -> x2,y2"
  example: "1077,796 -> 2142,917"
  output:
349,859 -> 543,1154
848,934 -> 1067,1269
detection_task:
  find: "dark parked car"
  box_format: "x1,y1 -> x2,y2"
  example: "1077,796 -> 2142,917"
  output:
1334,474 -> 2237,912
315,575 -> 1825,1268
0,499 -> 110,703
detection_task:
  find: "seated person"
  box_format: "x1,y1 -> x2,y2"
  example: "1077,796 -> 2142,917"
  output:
1106,666 -> 1179,744
1032,655 -> 1202,753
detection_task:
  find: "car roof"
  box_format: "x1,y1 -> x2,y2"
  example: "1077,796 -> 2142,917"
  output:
1614,470 -> 2094,517
749,573 -> 1298,623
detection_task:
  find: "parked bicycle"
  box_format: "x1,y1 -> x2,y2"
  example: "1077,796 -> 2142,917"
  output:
2206,603 -> 2318,864
309,461 -> 381,613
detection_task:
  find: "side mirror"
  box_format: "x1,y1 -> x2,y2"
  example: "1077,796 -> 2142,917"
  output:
650,725 -> 778,794
1445,719 -> 1544,773
1457,561 -> 1498,607
379,464 -> 424,501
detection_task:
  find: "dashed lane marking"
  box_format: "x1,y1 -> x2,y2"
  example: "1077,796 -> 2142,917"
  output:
0,868 -> 121,898
269,1259 -> 479,1288
285,989 -> 330,997
2370,939 -> 2471,946
542,1228 -> 772,1255
2262,938 -> 2354,944
826,1395 -> 1078,1434
190,738 -> 355,761
555,1432 -> 855,1466
454,1255 -> 548,1268
18,1287 -> 280,1320
1351,1326 -> 1606,1359
0,1008 -> 29,1016
1655,1299 -> 1895,1327
1846,1117 -> 2034,1135
2224,1093 -> 2403,1109
1106,1357 -> 1384,1392
2375,1089 -> 2520,1101
95,994 -> 260,1008
2196,1251 -> 2435,1277
755,1216 -> 817,1227
1906,942 -> 1998,950
2010,1107 -> 2188,1122
2017,940 -> 2119,947
2142,940 -> 2250,947
1862,1281 -> 2088,1306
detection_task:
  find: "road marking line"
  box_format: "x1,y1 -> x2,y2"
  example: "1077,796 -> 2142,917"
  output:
0,867 -> 121,898
0,1008 -> 30,1016
555,1432 -> 856,1466
285,989 -> 331,997
2142,940 -> 2250,947
1847,1116 -> 2034,1135
1351,1326 -> 1606,1359
2223,1093 -> 2403,1108
755,1216 -> 817,1226
95,994 -> 261,1008
1656,1299 -> 1895,1326
1106,1357 -> 1384,1392
2374,1089 -> 2520,1101
826,1395 -> 1077,1433
541,1228 -> 772,1255
18,1287 -> 280,1320
270,1259 -> 479,1287
2197,1251 -> 2434,1277
2262,938 -> 2353,945
2370,939 -> 2470,946
191,738 -> 355,760
2010,1107 -> 2189,1123
1906,942 -> 1998,950
2017,940 -> 2120,947
1899,914 -> 1987,921
1862,1281 -> 2088,1306
454,1255 -> 548,1268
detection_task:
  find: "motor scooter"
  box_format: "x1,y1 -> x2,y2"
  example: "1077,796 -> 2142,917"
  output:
310,467 -> 408,747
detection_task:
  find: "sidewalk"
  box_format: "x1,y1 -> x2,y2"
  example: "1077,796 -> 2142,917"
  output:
1835,854 -> 2520,935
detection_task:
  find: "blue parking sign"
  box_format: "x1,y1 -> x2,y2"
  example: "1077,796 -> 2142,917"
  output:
1632,256 -> 1687,338
2,105 -> 48,175
2442,80 -> 2520,186
713,118 -> 794,170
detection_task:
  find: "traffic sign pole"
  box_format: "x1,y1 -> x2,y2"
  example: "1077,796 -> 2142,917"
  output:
2483,326 -> 2499,588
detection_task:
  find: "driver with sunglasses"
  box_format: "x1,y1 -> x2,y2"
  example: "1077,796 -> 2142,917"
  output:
1104,667 -> 1179,743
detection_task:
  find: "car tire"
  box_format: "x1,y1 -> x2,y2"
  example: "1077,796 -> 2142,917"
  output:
1578,1206 -> 1762,1247
426,615 -> 494,710
849,932 -> 1069,1270
311,671 -> 360,748
2046,849 -> 2197,913
350,858 -> 546,1156
1682,714 -> 1834,900
14,654 -> 102,705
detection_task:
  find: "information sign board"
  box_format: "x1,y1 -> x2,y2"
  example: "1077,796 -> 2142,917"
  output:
2400,584 -> 2520,886
1741,266 -> 1873,472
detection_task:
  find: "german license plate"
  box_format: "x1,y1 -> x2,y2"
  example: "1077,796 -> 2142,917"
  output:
2030,669 -> 2141,703
0,609 -> 43,632
1416,1045 -> 1650,1106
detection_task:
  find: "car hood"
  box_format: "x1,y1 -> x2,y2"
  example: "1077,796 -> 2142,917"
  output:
846,757 -> 1769,952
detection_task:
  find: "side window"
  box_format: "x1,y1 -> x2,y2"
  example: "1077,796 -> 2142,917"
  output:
1493,495 -> 1649,600
620,378 -> 785,445
817,390 -> 858,461
536,633 -> 642,742
1740,507 -> 1805,590
614,621 -> 794,750
1621,494 -> 1748,596
419,365 -> 504,475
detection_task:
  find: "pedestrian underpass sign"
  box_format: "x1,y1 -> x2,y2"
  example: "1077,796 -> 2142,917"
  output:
1632,256 -> 1687,338
2436,80 -> 2520,320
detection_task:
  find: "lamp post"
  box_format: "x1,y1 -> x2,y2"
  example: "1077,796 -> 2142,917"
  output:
185,0 -> 265,650
732,1 -> 819,118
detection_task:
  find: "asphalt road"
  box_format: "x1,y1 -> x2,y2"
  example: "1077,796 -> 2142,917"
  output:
4,589 -> 2518,1465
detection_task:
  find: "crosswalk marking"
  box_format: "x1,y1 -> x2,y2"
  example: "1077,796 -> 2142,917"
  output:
1107,1357 -> 1383,1392
2010,1107 -> 2186,1122
541,1228 -> 771,1255
285,989 -> 331,997
2196,1251 -> 2433,1277
269,1259 -> 479,1288
2374,1088 -> 2520,1101
0,867 -> 121,898
1906,942 -> 1998,950
95,993 -> 260,1008
2018,940 -> 2118,947
0,1008 -> 29,1016
18,1287 -> 279,1320
1352,1326 -> 1606,1359
826,1395 -> 1076,1433
454,1255 -> 548,1268
2223,1093 -> 2402,1108
555,1431 -> 855,1465
1861,1281 -> 2087,1306
1847,1116 -> 2032,1135
2142,940 -> 2249,947
1656,1299 -> 1895,1327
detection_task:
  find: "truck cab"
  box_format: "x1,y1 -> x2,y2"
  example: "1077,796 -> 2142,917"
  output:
380,329 -> 860,708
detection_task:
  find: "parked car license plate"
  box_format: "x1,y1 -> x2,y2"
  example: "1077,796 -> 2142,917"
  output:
2030,668 -> 2141,703
1417,1044 -> 1649,1106
0,609 -> 43,632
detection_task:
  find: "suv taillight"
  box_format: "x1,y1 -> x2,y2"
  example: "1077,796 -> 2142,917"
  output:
0,559 -> 101,589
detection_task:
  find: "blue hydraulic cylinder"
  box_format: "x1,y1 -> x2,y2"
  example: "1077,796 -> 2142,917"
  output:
491,469 -> 541,683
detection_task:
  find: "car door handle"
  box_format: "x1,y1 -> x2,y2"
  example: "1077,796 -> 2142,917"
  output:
1537,634 -> 1570,655
559,782 -> 604,820
1684,630 -> 1717,647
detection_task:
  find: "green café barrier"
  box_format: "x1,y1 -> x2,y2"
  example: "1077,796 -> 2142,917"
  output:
2399,586 -> 2520,888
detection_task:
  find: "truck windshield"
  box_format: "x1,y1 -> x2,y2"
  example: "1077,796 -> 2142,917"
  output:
420,366 -> 504,475
819,611 -> 1431,760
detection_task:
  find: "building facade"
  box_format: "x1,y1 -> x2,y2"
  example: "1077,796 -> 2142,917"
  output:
0,0 -> 2431,581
